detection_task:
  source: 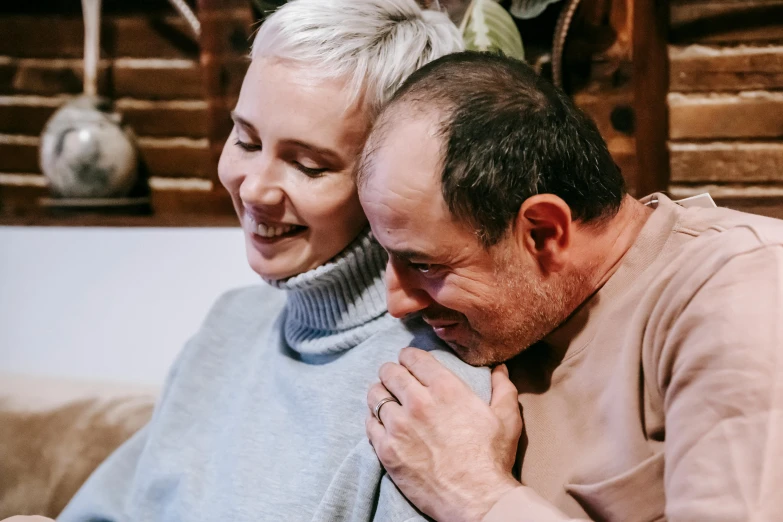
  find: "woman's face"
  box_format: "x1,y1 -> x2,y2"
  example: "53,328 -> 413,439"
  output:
219,58 -> 370,280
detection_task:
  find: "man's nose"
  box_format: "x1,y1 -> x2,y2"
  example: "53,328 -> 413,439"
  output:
385,261 -> 431,318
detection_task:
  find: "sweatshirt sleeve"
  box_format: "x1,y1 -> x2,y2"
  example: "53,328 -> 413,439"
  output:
482,487 -> 588,522
57,308 -> 195,521
654,244 -> 783,521
56,287 -> 269,521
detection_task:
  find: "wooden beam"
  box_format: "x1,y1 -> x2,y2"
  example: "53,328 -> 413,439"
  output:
0,96 -> 208,137
669,44 -> 783,92
0,177 -> 236,226
197,1 -> 254,187
634,0 -> 671,195
669,92 -> 783,140
0,14 -> 200,59
670,0 -> 783,44
0,134 -> 211,177
669,141 -> 783,183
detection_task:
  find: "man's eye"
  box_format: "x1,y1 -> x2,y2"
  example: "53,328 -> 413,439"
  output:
234,139 -> 261,152
411,263 -> 432,274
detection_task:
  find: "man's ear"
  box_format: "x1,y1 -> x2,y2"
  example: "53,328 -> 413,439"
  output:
513,194 -> 572,274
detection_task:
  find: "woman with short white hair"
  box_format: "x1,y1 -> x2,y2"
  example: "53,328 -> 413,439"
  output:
56,1 -> 490,521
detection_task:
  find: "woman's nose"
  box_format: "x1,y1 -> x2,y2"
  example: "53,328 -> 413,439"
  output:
239,159 -> 286,207
385,261 -> 431,318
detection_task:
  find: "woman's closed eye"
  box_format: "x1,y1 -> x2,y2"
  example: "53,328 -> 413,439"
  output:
234,137 -> 327,176
293,161 -> 328,178
234,138 -> 261,152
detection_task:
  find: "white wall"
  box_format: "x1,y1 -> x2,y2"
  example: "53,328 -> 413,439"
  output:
0,227 -> 258,386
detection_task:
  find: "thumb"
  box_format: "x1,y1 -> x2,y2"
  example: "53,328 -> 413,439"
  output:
490,364 -> 522,434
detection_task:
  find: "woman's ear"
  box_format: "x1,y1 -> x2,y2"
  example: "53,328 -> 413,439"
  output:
514,194 -> 573,274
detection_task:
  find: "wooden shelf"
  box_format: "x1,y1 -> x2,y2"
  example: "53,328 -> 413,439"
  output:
0,212 -> 238,227
0,181 -> 238,227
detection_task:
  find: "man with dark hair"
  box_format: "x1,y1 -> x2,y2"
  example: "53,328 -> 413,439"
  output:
359,51 -> 783,521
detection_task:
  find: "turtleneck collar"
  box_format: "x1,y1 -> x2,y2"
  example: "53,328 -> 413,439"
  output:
266,229 -> 394,356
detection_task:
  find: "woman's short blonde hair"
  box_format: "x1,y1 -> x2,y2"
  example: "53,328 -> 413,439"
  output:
251,0 -> 464,114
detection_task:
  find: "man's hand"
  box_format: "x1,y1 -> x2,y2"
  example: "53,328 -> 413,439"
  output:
366,348 -> 523,522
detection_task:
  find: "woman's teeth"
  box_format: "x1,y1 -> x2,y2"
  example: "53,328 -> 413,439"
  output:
255,222 -> 298,238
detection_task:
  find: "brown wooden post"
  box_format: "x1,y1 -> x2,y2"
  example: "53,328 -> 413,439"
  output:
197,0 -> 253,195
633,0 -> 670,196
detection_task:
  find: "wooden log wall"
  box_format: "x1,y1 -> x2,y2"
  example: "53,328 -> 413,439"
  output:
570,0 -> 641,195
0,0 -> 252,225
668,0 -> 783,218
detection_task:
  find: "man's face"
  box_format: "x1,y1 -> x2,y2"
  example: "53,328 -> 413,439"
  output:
359,115 -> 580,366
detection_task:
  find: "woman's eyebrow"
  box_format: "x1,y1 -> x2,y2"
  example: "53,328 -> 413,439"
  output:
230,112 -> 258,135
283,139 -> 342,162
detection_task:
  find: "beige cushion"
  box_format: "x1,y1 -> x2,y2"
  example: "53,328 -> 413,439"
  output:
0,374 -> 156,518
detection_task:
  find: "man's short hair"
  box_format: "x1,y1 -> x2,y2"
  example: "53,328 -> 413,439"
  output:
360,51 -> 627,246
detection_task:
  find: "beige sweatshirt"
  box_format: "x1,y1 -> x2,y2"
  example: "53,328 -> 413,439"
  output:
484,193 -> 783,522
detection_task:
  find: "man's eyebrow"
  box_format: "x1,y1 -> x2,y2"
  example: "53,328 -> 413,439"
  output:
387,248 -> 434,262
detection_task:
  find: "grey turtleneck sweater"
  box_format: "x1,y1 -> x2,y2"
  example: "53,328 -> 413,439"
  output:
58,232 -> 491,522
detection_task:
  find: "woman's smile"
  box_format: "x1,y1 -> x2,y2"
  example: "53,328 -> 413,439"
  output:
245,213 -> 308,246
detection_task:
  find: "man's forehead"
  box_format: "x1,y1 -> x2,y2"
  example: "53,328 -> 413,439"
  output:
363,115 -> 442,195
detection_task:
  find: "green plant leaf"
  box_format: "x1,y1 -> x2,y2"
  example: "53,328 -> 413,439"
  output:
509,0 -> 563,19
460,0 -> 525,60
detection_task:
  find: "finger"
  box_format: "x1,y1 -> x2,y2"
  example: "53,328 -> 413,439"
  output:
367,381 -> 390,412
398,347 -> 457,387
378,361 -> 425,404
366,414 -> 387,453
367,381 -> 403,425
490,364 -> 522,430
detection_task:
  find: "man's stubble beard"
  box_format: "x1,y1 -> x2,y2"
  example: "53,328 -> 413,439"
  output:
460,251 -> 590,367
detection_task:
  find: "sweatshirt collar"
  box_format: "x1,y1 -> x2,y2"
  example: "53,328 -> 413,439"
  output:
267,229 -> 392,356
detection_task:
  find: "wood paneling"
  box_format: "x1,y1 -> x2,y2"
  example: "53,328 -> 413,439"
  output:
0,180 -> 236,226
670,44 -> 783,92
0,97 -> 207,137
669,141 -> 783,183
0,4 -> 248,226
574,87 -> 635,142
197,1 -> 255,186
669,92 -> 783,140
138,137 -> 211,178
0,96 -> 64,135
574,84 -> 639,194
0,57 -> 240,100
634,0 -> 671,195
116,99 -> 207,137
671,0 -> 783,43
0,57 -> 109,96
0,134 -> 211,177
0,15 -> 200,59
0,135 -> 38,172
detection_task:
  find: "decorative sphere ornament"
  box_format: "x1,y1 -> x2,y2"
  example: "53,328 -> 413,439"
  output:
39,95 -> 139,199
